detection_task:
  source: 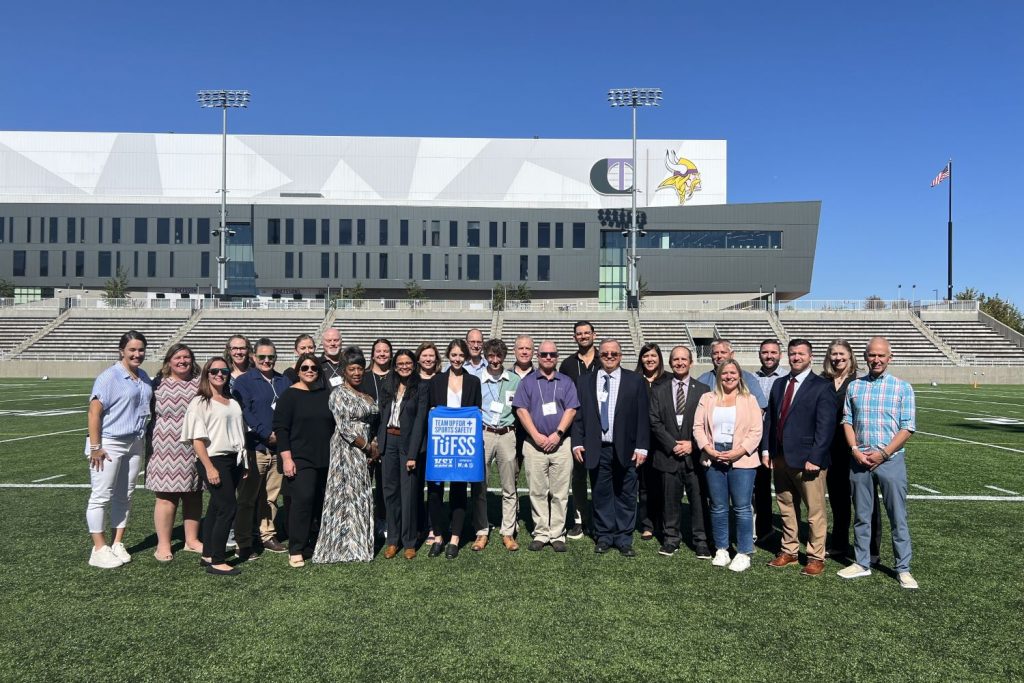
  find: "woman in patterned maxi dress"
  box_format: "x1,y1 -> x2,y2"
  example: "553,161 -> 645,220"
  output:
314,346 -> 380,564
147,344 -> 202,561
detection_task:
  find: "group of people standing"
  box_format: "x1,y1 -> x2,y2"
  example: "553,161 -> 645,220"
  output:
83,321 -> 918,588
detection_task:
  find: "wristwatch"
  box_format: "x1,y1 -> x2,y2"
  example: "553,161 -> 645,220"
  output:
556,429 -> 565,438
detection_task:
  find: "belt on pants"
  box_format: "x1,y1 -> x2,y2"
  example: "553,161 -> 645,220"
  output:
601,441 -> 614,447
386,427 -> 401,436
484,425 -> 513,435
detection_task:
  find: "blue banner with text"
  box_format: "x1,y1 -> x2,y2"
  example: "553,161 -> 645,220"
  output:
425,406 -> 484,483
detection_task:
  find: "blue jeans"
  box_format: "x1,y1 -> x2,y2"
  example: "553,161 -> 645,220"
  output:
851,453 -> 912,572
705,443 -> 756,554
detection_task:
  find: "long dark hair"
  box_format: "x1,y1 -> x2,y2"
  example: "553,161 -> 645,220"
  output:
196,357 -> 231,404
293,352 -> 323,386
635,342 -> 665,381
382,349 -> 420,403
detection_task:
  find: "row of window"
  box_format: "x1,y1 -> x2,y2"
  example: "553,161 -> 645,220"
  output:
600,229 -> 784,250
283,252 -> 551,282
267,219 -> 588,250
11,250 -> 210,280
0,217 -> 212,246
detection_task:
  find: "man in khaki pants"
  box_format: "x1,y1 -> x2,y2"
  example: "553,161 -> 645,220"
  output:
474,339 -> 522,551
513,340 -> 580,552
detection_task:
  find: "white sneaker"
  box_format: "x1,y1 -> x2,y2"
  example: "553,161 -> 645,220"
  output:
898,572 -> 919,589
728,553 -> 751,572
110,542 -> 132,564
711,549 -> 731,567
837,563 -> 872,579
225,530 -> 237,551
89,545 -> 124,569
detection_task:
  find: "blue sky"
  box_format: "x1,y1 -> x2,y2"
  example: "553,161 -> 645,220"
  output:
2,1 -> 1021,304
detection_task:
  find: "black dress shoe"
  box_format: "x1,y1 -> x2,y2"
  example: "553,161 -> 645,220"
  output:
695,546 -> 713,560
205,565 -> 241,576
428,542 -> 444,558
594,542 -> 611,554
551,540 -> 568,553
444,543 -> 460,559
619,546 -> 636,558
658,543 -> 678,557
527,540 -> 546,552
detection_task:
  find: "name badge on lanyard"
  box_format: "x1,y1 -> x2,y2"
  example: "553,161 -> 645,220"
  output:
675,415 -> 684,427
542,401 -> 557,416
489,401 -> 505,415
329,375 -> 342,387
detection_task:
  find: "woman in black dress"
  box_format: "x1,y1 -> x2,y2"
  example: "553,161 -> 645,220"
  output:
635,342 -> 668,541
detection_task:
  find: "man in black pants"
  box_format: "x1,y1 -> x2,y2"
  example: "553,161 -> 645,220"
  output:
558,320 -> 597,539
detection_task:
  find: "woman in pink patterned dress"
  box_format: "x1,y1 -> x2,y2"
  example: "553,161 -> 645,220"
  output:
147,343 -> 202,561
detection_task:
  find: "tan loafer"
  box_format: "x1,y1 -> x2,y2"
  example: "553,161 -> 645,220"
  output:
383,544 -> 399,559
501,535 -> 519,552
472,535 -> 489,551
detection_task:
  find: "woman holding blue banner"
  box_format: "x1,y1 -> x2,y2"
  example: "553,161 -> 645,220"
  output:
313,346 -> 380,564
426,339 -> 482,559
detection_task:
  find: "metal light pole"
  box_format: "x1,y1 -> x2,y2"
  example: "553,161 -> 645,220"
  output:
197,89 -> 250,297
608,87 -> 661,310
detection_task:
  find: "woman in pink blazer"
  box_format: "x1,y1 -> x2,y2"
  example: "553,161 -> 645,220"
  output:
693,359 -> 763,572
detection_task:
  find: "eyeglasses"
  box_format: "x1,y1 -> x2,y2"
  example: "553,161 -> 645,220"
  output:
256,354 -> 276,361
538,352 -> 558,359
298,364 -> 319,372
600,352 -> 621,359
229,346 -> 249,352
395,362 -> 415,369
209,368 -> 231,377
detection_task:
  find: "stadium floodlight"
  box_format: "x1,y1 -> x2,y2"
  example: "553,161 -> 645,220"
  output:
197,89 -> 251,297
607,87 -> 662,310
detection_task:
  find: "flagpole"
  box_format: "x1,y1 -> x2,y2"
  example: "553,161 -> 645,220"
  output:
947,158 -> 953,301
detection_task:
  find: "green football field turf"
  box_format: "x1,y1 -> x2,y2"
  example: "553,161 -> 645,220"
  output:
1,379 -> 1022,681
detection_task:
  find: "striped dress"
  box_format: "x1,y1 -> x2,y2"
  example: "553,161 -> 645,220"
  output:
146,376 -> 201,493
313,386 -> 379,564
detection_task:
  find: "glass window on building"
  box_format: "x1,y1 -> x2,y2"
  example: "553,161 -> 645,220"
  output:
334,253 -> 339,279
285,252 -> 294,278
457,254 -> 463,280
135,218 -> 148,244
321,219 -> 331,244
493,255 -> 502,280
538,255 -> 550,281
201,252 -> 210,278
357,219 -> 366,246
467,254 -> 479,281
169,251 -> 175,278
538,222 -> 550,248
379,219 -> 388,246
49,217 -> 58,244
408,253 -> 413,278
75,251 -> 85,278
133,252 -> 139,278
197,218 -> 211,244
400,219 -> 409,246
157,218 -> 170,245
13,250 -> 26,277
174,218 -> 184,244
268,219 -> 281,245
303,219 -> 316,245
147,251 -> 156,277
519,255 -> 528,281
379,253 -> 388,279
0,217 -> 5,244
321,252 -> 330,278
635,229 -> 783,249
520,222 -> 529,248
98,251 -> 112,278
112,218 -> 122,244
444,254 -> 450,281
573,222 -> 586,249
364,253 -> 370,278
422,253 -> 431,280
489,222 -> 498,248
467,221 -> 480,248
68,217 -> 77,244
298,252 -> 304,278
351,253 -> 357,277
340,219 -> 352,245
285,219 -> 294,245
39,251 -> 49,277
555,223 -> 564,248
431,220 -> 441,247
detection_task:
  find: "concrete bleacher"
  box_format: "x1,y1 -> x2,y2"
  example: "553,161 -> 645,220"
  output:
16,312 -> 189,361
777,317 -> 952,364
0,317 -> 55,353
180,312 -> 327,363
639,316 -> 777,353
333,315 -> 494,356
501,315 -> 636,361
926,320 -> 1024,365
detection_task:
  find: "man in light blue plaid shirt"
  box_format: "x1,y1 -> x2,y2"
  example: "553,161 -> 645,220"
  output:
840,337 -> 918,589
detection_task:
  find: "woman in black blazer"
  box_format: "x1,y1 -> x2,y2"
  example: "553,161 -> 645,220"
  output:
426,339 -> 483,559
377,350 -> 429,560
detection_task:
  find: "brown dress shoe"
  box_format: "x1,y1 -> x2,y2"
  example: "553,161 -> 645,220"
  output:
383,544 -> 399,559
767,552 -> 800,568
502,535 -> 519,551
801,559 -> 825,576
472,535 -> 489,551
403,548 -> 416,560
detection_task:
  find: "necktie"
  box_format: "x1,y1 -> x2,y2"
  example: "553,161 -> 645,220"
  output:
600,374 -> 610,433
675,381 -> 686,415
777,376 -> 797,443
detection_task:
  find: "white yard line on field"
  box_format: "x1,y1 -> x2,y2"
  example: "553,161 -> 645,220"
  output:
916,430 -> 1024,454
985,485 -> 1022,495
31,474 -> 67,482
0,428 -> 87,444
917,406 -> 1018,420
915,394 -> 1024,411
910,484 -> 942,494
0,394 -> 89,405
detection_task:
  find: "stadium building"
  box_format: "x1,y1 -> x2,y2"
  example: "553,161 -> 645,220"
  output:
0,131 -> 819,305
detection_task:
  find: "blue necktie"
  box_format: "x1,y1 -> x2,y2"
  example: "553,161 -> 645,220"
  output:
600,374 -> 610,433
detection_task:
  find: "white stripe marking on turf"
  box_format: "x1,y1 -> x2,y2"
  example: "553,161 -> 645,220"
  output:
916,430 -> 1024,454
31,474 -> 66,482
0,394 -> 89,405
911,484 -> 941,494
985,485 -> 1022,495
0,427 -> 88,444
916,394 -> 1024,411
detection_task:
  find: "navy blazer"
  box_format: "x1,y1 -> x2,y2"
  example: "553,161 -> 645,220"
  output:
762,370 -> 837,469
571,368 -> 650,469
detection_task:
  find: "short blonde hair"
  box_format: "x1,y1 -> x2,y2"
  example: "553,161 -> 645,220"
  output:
714,359 -> 751,399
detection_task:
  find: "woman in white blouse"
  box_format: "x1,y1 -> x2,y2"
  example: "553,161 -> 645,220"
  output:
181,357 -> 247,576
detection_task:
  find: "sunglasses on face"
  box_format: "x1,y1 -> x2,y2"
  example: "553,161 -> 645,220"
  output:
256,354 -> 276,361
209,368 -> 231,377
538,352 -> 558,359
298,364 -> 319,372
600,352 -> 621,359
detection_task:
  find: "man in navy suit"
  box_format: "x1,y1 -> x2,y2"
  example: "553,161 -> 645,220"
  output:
762,339 -> 836,576
571,339 -> 650,556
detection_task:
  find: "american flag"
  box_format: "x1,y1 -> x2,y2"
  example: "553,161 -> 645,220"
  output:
931,163 -> 950,187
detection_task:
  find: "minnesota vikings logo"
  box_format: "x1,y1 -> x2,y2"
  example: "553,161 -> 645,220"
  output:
657,150 -> 701,205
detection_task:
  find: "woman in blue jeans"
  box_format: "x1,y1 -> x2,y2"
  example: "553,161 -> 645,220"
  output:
693,360 -> 763,572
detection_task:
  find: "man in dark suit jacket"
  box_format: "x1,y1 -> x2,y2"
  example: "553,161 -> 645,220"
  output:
761,338 -> 837,576
571,339 -> 650,556
649,345 -> 712,558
